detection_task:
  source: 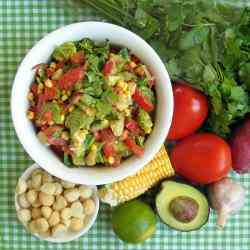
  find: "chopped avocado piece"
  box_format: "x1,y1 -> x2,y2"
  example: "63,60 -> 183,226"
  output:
41,102 -> 63,124
85,144 -> 98,166
65,108 -> 94,135
70,129 -> 88,166
112,200 -> 156,244
137,109 -> 153,134
135,135 -> 145,147
110,116 -> 125,136
95,100 -> 112,119
52,42 -> 77,61
80,94 -> 97,107
63,153 -> 72,167
156,181 -> 209,232
91,119 -> 109,132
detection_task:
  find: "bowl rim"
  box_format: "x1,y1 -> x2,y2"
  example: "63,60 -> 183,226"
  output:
11,21 -> 173,185
15,163 -> 99,243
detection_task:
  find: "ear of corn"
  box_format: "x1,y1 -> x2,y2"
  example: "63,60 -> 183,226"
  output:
98,146 -> 174,206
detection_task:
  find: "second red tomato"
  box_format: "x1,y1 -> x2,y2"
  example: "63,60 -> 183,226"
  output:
167,81 -> 209,140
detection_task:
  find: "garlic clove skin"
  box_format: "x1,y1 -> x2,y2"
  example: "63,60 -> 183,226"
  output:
208,177 -> 246,229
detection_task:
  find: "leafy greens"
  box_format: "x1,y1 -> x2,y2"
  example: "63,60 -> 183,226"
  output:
81,0 -> 250,138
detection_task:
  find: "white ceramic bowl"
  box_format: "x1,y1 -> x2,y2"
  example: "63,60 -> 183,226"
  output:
15,164 -> 99,243
11,22 -> 173,185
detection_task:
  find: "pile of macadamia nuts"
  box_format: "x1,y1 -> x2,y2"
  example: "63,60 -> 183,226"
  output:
16,168 -> 97,238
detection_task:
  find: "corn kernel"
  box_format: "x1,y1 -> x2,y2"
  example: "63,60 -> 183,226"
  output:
61,95 -> 68,101
129,61 -> 137,69
62,90 -> 66,95
124,108 -> 131,117
37,83 -> 44,94
117,80 -> 126,88
108,156 -> 115,165
91,144 -> 97,151
61,132 -> 69,141
27,111 -> 35,120
69,106 -> 74,112
135,65 -> 145,76
60,114 -> 65,122
27,92 -> 34,101
45,79 -> 53,88
48,121 -> 54,126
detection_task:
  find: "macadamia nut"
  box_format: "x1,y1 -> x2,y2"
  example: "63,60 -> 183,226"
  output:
69,218 -> 84,232
61,180 -> 75,189
54,182 -> 63,195
71,201 -> 84,218
32,174 -> 42,190
17,209 -> 31,224
40,183 -> 56,195
31,208 -> 42,219
64,188 -> 80,202
35,218 -> 49,233
82,199 -> 95,215
52,224 -> 67,237
41,206 -> 52,219
48,211 -> 60,227
39,192 -> 55,206
53,195 -> 67,211
18,193 -> 31,208
79,185 -> 93,199
61,207 -> 72,220
26,189 -> 38,204
16,179 -> 27,194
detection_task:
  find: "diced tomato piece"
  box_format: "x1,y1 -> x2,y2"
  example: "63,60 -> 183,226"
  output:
103,142 -> 116,157
121,129 -> 129,141
46,67 -> 55,78
103,60 -> 114,76
132,88 -> 154,112
99,128 -> 115,142
125,119 -> 141,135
42,111 -> 53,123
44,86 -> 57,101
58,67 -> 85,90
94,131 -> 101,141
71,51 -> 85,65
30,83 -> 38,96
125,137 -> 144,157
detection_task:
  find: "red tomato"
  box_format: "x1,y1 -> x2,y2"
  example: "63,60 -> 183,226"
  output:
132,88 -> 154,112
125,137 -> 144,157
46,67 -> 55,78
167,81 -> 208,140
99,128 -> 115,142
125,119 -> 141,134
58,67 -> 85,90
30,83 -> 38,96
71,51 -> 85,64
103,60 -> 114,76
103,142 -> 116,157
170,133 -> 232,184
42,111 -> 53,123
42,126 -> 66,146
44,86 -> 57,101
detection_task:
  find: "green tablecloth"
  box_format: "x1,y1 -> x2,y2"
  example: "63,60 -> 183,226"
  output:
0,1 -> 250,249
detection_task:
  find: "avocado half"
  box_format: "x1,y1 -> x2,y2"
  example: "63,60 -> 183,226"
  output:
156,181 -> 209,232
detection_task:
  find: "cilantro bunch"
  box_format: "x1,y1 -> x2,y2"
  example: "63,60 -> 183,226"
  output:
82,0 -> 250,138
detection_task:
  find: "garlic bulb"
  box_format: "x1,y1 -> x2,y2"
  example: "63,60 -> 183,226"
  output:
208,177 -> 246,228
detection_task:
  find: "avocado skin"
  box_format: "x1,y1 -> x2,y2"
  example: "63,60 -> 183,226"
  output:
156,181 -> 209,232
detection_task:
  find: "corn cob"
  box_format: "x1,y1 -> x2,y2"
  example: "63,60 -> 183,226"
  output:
98,146 -> 174,206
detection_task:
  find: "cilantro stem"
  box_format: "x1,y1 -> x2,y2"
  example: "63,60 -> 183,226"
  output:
183,23 -> 215,27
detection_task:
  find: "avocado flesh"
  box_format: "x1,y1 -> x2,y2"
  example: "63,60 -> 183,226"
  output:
156,181 -> 209,231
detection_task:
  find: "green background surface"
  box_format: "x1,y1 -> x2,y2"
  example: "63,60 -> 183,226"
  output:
0,1 -> 249,249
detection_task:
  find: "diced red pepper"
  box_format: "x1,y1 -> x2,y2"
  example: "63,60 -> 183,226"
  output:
103,142 -> 116,158
58,66 -> 85,90
99,128 -> 115,142
30,83 -> 38,96
46,67 -> 55,78
125,137 -> 144,157
71,51 -> 85,65
42,111 -> 53,123
94,131 -> 101,141
121,129 -> 129,141
132,88 -> 154,112
43,86 -> 57,101
125,119 -> 141,135
103,60 -> 114,76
